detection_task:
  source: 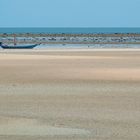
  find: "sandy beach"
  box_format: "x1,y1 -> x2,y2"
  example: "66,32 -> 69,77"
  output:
0,49 -> 140,140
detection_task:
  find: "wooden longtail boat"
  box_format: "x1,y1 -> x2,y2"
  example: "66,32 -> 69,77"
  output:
0,34 -> 39,49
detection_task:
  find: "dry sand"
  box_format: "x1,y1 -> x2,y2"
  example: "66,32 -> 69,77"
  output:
0,49 -> 140,140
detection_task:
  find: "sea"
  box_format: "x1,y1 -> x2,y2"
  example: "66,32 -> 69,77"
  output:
0,27 -> 140,34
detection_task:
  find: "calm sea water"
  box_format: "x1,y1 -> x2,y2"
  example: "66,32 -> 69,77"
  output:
0,28 -> 140,34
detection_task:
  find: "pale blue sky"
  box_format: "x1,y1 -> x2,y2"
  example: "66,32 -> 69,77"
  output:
0,0 -> 140,27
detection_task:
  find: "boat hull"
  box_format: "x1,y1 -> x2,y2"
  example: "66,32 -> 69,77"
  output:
0,44 -> 38,49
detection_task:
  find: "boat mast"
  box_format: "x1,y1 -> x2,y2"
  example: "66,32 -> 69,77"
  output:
14,34 -> 16,46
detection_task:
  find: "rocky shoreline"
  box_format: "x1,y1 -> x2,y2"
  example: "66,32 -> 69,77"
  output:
1,33 -> 140,44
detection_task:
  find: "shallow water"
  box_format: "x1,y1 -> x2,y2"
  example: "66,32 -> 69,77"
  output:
35,44 -> 140,49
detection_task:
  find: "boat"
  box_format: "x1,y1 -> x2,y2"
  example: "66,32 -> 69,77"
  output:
0,34 -> 39,49
0,43 -> 38,49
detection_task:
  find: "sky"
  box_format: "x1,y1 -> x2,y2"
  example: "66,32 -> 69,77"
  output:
0,0 -> 140,27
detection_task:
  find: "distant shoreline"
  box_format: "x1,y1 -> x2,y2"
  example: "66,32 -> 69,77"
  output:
1,33 -> 140,37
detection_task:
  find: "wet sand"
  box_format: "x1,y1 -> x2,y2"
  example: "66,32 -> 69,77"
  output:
0,49 -> 140,140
